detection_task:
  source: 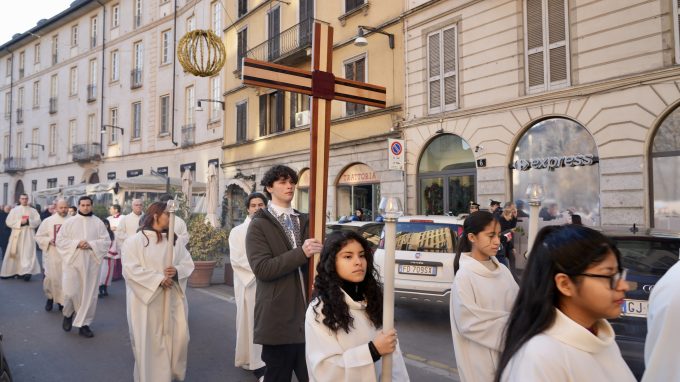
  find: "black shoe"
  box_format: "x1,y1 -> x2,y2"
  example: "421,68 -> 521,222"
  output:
79,325 -> 94,338
22,274 -> 31,282
102,285 -> 108,296
45,299 -> 53,311
62,313 -> 73,332
58,304 -> 63,311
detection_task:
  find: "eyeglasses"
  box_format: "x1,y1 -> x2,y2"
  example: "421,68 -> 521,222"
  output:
574,268 -> 628,289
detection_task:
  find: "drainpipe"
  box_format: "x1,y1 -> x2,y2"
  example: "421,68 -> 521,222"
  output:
171,0 -> 178,146
96,1 -> 106,156
4,48 -> 13,161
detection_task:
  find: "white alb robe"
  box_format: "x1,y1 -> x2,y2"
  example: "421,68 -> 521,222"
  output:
643,261 -> 680,382
0,205 -> 41,277
450,253 -> 518,382
35,213 -> 67,304
99,237 -> 120,287
502,308 -> 636,381
123,230 -> 194,382
229,216 -> 265,370
57,214 -> 111,327
107,214 -> 122,231
116,212 -> 142,248
173,216 -> 189,245
305,291 -> 410,382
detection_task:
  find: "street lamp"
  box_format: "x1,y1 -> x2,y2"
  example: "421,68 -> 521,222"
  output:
526,183 -> 544,256
378,196 -> 403,381
101,124 -> 124,135
23,143 -> 45,151
354,26 -> 395,49
196,99 -> 225,111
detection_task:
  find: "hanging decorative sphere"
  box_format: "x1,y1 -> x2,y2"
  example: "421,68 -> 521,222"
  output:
177,29 -> 226,77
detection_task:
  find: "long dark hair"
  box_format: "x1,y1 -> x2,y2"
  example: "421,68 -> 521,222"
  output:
140,202 -> 167,246
494,224 -> 622,381
311,230 -> 383,333
454,211 -> 497,274
102,218 -> 114,241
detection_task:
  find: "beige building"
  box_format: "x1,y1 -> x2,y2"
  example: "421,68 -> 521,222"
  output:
220,0 -> 405,228
0,0 -> 225,211
403,0 -> 680,230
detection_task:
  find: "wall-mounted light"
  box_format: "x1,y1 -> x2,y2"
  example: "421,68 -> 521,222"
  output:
197,99 -> 225,111
24,143 -> 44,151
101,124 -> 125,135
354,25 -> 394,49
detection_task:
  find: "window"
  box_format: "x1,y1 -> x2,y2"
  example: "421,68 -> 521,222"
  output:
111,50 -> 119,81
427,25 -> 457,114
34,43 -> 40,64
345,0 -> 365,13
259,91 -> 284,136
238,0 -> 247,17
17,87 -> 24,111
88,114 -> 97,143
49,124 -> 56,155
16,132 -> 22,158
67,176 -> 74,186
32,81 -> 39,108
47,178 -> 57,188
652,105 -> 680,228
112,4 -> 120,28
18,51 -> 25,78
212,1 -> 222,36
186,16 -> 195,32
88,59 -> 97,101
132,102 -> 141,139
5,57 -> 10,77
237,27 -> 247,71
210,76 -> 221,120
51,35 -> 58,64
524,0 -> 569,93
90,16 -> 97,47
267,6 -> 280,60
344,56 -> 366,116
71,24 -> 79,46
69,67 -> 78,96
3,135 -> 8,159
290,92 -> 310,128
31,180 -> 37,192
68,120 -> 76,152
134,0 -> 143,28
185,86 -> 195,124
160,95 -> 170,134
161,30 -> 172,64
134,41 -> 143,70
109,107 -> 119,143
4,92 -> 10,119
236,101 -> 247,142
31,128 -> 39,158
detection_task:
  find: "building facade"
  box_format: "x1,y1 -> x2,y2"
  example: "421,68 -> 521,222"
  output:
0,0 -> 225,212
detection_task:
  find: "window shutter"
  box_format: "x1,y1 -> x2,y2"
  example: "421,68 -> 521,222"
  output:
547,0 -> 567,84
356,58 -> 366,113
290,93 -> 297,128
428,32 -> 441,112
259,94 -> 267,136
674,0 -> 680,64
275,91 -> 284,132
237,103 -> 246,141
442,27 -> 457,110
345,62 -> 356,115
526,0 -> 545,89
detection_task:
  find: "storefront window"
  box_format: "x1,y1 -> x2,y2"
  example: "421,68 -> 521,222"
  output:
222,184 -> 247,229
336,163 -> 380,221
418,134 -> 475,216
651,106 -> 680,229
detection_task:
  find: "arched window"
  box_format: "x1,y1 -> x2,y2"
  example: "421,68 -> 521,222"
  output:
336,163 -> 380,221
417,134 -> 476,215
651,106 -> 680,229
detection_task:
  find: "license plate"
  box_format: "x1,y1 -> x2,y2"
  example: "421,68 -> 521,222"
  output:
621,299 -> 648,318
398,264 -> 437,276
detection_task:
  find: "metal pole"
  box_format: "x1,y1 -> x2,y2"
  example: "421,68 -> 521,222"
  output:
380,216 -> 397,381
527,201 -> 540,255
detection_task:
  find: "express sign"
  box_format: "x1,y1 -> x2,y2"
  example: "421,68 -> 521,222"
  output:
512,154 -> 597,171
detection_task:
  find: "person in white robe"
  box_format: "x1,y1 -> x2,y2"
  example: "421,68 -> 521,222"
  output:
450,212 -> 518,382
158,194 -> 189,245
107,204 -> 123,231
35,199 -> 69,311
305,230 -> 409,382
230,192 -> 267,378
123,201 -> 194,382
116,198 -> 144,248
642,261 -> 680,382
0,194 -> 42,281
56,196 -> 111,338
98,219 -> 120,297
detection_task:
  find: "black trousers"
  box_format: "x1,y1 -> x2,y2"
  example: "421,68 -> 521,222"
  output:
261,343 -> 308,382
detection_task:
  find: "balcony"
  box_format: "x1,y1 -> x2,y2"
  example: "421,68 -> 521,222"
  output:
16,108 -> 23,124
130,69 -> 142,89
72,143 -> 101,162
87,84 -> 97,102
3,157 -> 25,173
181,124 -> 195,148
49,97 -> 57,114
246,18 -> 314,66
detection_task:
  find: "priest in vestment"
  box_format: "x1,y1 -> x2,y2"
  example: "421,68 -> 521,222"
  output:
35,199 -> 69,311
116,198 -> 144,248
122,202 -> 194,382
0,194 -> 41,281
56,196 -> 111,338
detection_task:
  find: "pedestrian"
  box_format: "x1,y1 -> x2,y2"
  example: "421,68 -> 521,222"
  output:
56,196 -> 111,338
494,225 -> 634,382
35,198 -> 69,312
0,205 -> 11,260
489,199 -> 502,219
468,201 -> 480,214
159,194 -> 189,244
107,204 -> 123,231
496,203 -> 518,272
68,206 -> 77,216
570,214 -> 582,225
642,261 -> 680,381
246,164 -> 323,382
98,219 -> 119,298
305,230 -> 410,381
0,194 -> 42,281
231,192 -> 268,380
353,208 -> 366,222
40,202 -> 55,220
450,211 -> 518,382
116,199 -> 144,249
122,202 -> 194,382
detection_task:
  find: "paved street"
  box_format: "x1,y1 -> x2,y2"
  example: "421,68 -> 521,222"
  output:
0,256 -> 459,381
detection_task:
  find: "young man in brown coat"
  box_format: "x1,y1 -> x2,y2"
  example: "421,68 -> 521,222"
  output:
246,165 -> 323,382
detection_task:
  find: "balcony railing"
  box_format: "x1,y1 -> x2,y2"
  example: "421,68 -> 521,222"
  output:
49,97 -> 57,114
16,108 -> 23,124
181,124 -> 195,148
87,84 -> 97,102
246,18 -> 314,65
3,157 -> 25,173
72,143 -> 101,162
130,69 -> 142,89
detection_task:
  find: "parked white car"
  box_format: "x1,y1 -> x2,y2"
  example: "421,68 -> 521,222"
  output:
373,215 -> 465,305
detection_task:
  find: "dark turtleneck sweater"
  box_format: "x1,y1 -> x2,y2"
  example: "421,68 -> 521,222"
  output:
340,280 -> 381,362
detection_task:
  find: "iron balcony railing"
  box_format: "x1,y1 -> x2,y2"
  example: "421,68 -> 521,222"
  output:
131,69 -> 143,89
87,84 -> 97,102
16,108 -> 23,124
72,143 -> 101,162
246,18 -> 314,63
181,124 -> 195,148
49,97 -> 58,114
3,157 -> 25,173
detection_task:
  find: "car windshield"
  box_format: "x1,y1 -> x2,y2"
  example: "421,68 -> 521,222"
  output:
381,222 -> 460,252
612,238 -> 680,277
326,224 -> 383,250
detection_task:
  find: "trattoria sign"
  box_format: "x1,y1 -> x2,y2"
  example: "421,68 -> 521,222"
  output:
512,154 -> 598,171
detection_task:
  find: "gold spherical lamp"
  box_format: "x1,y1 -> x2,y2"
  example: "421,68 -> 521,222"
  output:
177,29 -> 226,77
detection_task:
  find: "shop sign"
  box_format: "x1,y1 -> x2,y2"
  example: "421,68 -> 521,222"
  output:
107,172 -> 116,180
127,169 -> 143,177
338,164 -> 379,185
512,154 -> 597,171
157,167 -> 168,176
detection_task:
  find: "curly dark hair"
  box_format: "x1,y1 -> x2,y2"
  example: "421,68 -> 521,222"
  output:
311,230 -> 383,333
260,165 -> 298,200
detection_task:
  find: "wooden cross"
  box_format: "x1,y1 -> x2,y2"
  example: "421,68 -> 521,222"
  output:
242,21 -> 387,300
